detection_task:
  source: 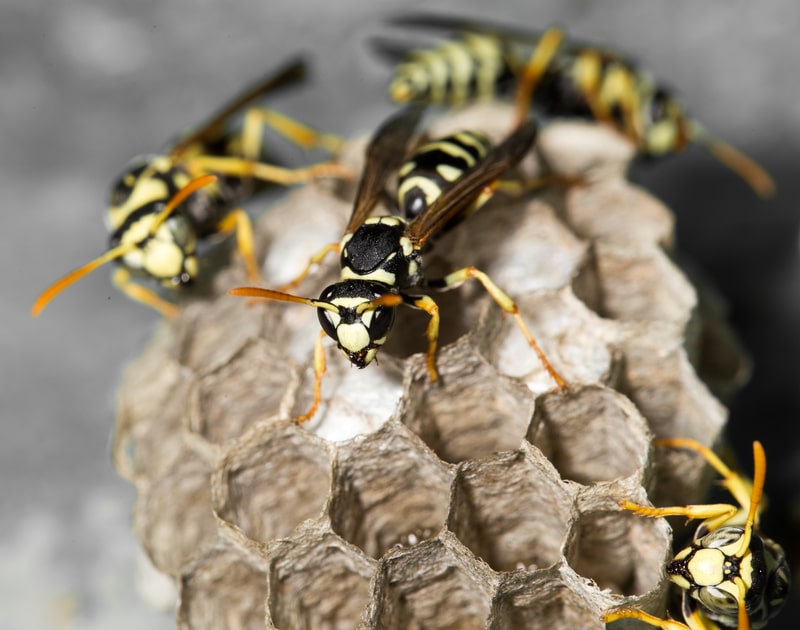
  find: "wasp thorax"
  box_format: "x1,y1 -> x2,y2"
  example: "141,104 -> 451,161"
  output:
340,217 -> 420,289
316,280 -> 396,368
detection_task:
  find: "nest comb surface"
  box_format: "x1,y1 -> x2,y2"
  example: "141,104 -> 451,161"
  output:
112,103 -> 748,629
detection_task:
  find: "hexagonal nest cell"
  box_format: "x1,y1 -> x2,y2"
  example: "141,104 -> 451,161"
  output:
112,104 -> 746,628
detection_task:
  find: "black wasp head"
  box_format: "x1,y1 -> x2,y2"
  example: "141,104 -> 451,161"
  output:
316,279 -> 397,368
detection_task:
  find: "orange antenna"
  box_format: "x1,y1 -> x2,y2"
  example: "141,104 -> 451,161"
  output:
730,440 -> 766,630
32,174 -> 218,317
32,242 -> 139,317
739,441 -> 767,555
228,286 -> 340,314
356,293 -> 404,314
151,174 -> 218,232
691,124 -> 775,197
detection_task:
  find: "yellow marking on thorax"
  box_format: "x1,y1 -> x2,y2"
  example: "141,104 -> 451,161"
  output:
571,52 -> 603,95
340,265 -> 396,286
106,156 -> 189,229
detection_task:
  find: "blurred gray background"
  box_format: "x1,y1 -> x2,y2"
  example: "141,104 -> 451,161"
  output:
2,0 -> 798,628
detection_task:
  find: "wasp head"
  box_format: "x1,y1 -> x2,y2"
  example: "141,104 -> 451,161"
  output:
316,279 -> 397,368
109,200 -> 199,287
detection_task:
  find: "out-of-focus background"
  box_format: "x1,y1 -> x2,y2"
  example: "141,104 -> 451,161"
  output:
2,1 -> 797,627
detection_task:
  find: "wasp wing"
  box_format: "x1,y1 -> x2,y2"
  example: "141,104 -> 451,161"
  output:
169,56 -> 308,158
406,119 -> 537,248
382,13 -> 632,67
344,104 -> 425,234
385,12 -> 545,45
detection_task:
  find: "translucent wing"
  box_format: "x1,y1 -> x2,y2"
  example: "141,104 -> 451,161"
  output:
344,104 -> 425,234
169,56 -> 308,158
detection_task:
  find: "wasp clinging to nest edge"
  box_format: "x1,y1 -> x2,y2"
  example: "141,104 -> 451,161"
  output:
33,56 -> 353,318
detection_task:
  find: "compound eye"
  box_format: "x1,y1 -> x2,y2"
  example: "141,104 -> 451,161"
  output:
367,305 -> 395,342
703,526 -> 744,549
649,88 -> 670,123
317,309 -> 339,341
695,585 -> 739,617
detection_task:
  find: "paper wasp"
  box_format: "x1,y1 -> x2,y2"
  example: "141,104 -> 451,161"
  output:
32,57 -> 351,318
372,14 -> 775,197
603,439 -> 789,630
230,106 -> 567,422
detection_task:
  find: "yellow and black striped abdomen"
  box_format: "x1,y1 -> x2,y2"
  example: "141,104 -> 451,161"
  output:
397,130 -> 492,220
389,33 -> 516,106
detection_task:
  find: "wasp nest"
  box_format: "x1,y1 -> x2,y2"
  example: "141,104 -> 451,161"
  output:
113,104 -> 747,628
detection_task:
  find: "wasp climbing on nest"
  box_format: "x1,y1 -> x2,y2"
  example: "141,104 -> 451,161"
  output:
373,14 -> 775,197
603,438 -> 789,630
33,56 -> 351,318
231,105 -> 568,422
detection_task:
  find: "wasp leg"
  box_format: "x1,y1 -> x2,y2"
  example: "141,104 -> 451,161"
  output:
183,155 -> 355,186
619,499 -> 738,524
112,268 -> 179,318
403,294 -> 441,382
294,330 -> 327,424
588,61 -> 644,144
429,266 -> 567,390
278,242 -> 341,293
654,437 -> 756,525
514,26 -> 565,125
494,173 -> 584,196
564,51 -> 640,144
216,208 -> 260,282
602,609 -> 692,630
241,107 -> 344,157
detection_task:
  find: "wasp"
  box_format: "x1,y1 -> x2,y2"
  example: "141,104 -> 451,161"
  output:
373,14 -> 775,197
230,106 -> 567,422
32,57 -> 352,318
603,438 -> 789,630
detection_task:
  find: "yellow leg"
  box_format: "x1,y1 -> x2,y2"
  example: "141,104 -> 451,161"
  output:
294,331 -> 327,424
241,107 -> 344,157
619,499 -> 738,524
654,438 -> 755,519
602,609 -> 691,630
495,173 -> 584,196
573,51 -> 605,118
279,242 -> 340,293
216,208 -> 260,281
574,55 -> 643,144
184,155 -> 355,186
408,294 -> 441,382
217,208 -> 261,282
112,268 -> 179,318
514,26 -> 565,125
434,266 -> 567,390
